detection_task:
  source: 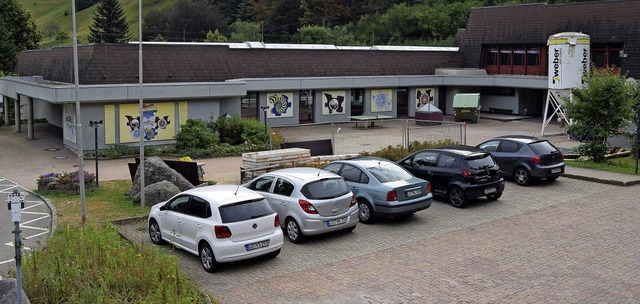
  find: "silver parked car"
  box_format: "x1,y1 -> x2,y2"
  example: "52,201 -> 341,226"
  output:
322,157 -> 433,224
243,167 -> 359,243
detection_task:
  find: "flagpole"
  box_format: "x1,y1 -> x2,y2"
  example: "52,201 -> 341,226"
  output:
138,0 -> 145,207
71,0 -> 87,224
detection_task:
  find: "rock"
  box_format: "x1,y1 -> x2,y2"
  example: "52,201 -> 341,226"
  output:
132,180 -> 180,205
127,156 -> 194,198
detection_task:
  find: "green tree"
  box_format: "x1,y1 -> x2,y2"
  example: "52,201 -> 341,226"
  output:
229,20 -> 261,42
88,0 -> 131,43
44,22 -> 61,39
142,0 -> 227,42
0,0 -> 41,72
205,29 -> 228,42
565,68 -> 636,162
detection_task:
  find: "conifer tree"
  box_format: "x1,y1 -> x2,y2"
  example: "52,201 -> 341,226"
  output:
88,0 -> 130,43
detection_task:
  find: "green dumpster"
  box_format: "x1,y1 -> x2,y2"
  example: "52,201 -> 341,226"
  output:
453,93 -> 481,123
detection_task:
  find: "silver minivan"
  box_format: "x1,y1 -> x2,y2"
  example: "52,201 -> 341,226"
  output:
243,167 -> 359,243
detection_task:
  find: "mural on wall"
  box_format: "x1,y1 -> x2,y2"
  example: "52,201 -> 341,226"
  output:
416,88 -> 435,109
63,104 -> 77,143
119,103 -> 175,143
371,89 -> 392,112
267,92 -> 294,118
322,91 -> 346,115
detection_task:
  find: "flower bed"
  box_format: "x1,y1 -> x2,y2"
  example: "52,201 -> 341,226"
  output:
37,171 -> 97,194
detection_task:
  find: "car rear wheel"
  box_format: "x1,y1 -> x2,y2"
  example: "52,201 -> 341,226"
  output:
513,167 -> 531,186
486,191 -> 502,201
286,219 -> 305,244
448,186 -> 467,208
266,248 -> 281,259
199,242 -> 219,273
148,219 -> 164,245
358,200 -> 376,224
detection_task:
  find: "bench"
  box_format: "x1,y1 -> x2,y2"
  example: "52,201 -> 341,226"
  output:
349,115 -> 393,129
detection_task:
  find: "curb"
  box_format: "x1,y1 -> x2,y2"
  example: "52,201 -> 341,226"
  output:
562,173 -> 640,187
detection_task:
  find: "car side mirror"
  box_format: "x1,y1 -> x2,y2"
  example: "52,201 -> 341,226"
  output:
159,203 -> 168,211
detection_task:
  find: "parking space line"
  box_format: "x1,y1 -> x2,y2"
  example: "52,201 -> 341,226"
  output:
0,260 -> 14,266
20,215 -> 50,226
20,225 -> 49,232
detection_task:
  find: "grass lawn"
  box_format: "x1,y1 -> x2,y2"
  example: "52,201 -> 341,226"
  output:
45,179 -> 149,227
565,155 -> 640,175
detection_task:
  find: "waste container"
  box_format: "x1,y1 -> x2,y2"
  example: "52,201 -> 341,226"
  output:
453,93 -> 481,123
415,103 -> 443,126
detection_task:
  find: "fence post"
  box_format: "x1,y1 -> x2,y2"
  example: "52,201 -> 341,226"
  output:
331,121 -> 336,155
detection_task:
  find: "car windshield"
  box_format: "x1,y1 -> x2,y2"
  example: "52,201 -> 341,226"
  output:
366,163 -> 413,183
466,154 -> 495,170
218,198 -> 274,223
300,178 -> 350,200
528,140 -> 558,154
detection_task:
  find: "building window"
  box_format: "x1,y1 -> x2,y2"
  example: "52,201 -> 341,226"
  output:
591,43 -> 623,69
513,48 -> 525,66
526,48 -> 540,66
482,45 -> 545,76
241,92 -> 258,119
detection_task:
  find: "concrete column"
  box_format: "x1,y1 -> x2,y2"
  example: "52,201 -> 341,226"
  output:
2,95 -> 9,126
27,96 -> 34,140
14,97 -> 21,133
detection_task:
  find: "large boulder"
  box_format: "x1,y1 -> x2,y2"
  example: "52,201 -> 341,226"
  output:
132,180 -> 181,205
127,156 -> 194,199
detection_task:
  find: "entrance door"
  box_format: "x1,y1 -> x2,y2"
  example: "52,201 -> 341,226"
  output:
397,88 -> 409,117
299,90 -> 314,124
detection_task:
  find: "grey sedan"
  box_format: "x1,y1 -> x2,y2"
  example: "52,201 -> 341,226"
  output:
322,157 -> 433,224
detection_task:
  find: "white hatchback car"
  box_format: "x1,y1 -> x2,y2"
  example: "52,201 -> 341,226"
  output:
243,167 -> 359,243
148,185 -> 284,272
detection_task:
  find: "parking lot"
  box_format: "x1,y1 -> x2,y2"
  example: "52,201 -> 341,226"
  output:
120,176 -> 640,303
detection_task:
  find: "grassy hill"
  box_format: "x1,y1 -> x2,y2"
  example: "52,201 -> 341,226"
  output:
19,0 -> 176,48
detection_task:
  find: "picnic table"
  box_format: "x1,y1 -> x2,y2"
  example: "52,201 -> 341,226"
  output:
349,114 -> 393,129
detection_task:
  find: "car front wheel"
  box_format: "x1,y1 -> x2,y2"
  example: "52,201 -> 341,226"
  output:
513,167 -> 531,186
358,201 -> 376,224
148,219 -> 164,245
199,242 -> 219,273
448,186 -> 467,208
286,219 -> 305,244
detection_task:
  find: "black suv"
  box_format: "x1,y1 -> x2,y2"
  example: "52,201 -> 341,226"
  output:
398,145 -> 505,208
476,135 -> 565,186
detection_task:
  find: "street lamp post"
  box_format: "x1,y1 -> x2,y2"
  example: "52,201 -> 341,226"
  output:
89,120 -> 103,186
261,106 -> 269,148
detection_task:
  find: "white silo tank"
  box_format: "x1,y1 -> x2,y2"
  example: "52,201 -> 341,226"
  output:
547,32 -> 590,89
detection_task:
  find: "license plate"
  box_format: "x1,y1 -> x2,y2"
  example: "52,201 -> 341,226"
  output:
245,240 -> 269,251
327,217 -> 347,227
405,189 -> 422,197
484,187 -> 497,195
551,168 -> 562,174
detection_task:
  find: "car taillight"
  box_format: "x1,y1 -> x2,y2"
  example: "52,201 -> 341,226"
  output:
386,190 -> 397,201
214,225 -> 232,239
299,199 -> 319,214
531,156 -> 542,164
427,182 -> 432,193
274,214 -> 280,227
462,170 -> 475,176
350,193 -> 357,207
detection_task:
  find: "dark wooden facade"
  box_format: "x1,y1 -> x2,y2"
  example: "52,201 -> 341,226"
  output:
459,0 -> 640,79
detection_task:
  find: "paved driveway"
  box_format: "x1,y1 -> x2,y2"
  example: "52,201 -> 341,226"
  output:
125,177 -> 640,303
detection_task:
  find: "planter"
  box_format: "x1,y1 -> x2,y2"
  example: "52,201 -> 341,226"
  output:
38,182 -> 97,195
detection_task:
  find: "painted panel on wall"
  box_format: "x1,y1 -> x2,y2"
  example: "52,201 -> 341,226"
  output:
416,88 -> 435,109
321,90 -> 346,115
371,89 -> 392,112
105,104 -> 116,144
266,92 -> 294,118
63,104 -> 76,143
179,101 -> 188,131
119,102 -> 176,143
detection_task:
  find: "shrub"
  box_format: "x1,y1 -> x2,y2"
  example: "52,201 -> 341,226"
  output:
213,115 -> 245,145
21,224 -> 208,303
37,170 -> 96,188
175,119 -> 219,150
360,139 -> 458,161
